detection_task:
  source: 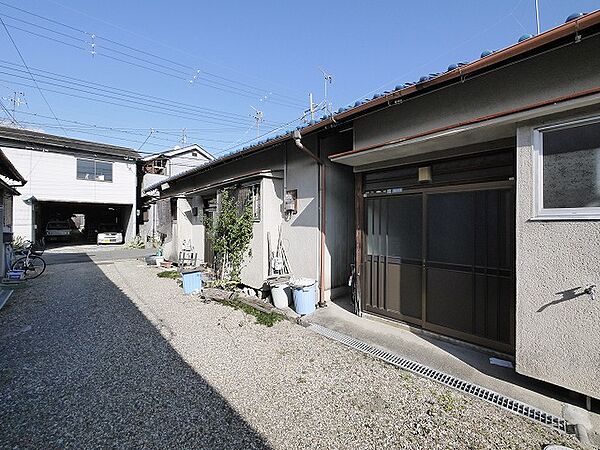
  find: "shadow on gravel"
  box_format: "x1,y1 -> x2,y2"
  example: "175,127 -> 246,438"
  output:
0,259 -> 270,449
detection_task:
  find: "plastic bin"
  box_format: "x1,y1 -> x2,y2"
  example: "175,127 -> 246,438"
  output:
270,283 -> 291,309
290,278 -> 316,315
181,269 -> 203,294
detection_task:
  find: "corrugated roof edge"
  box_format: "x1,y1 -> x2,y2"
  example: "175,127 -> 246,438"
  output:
146,9 -> 600,192
0,126 -> 140,159
0,149 -> 26,184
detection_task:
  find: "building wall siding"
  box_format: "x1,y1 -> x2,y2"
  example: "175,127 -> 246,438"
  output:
2,147 -> 137,240
354,34 -> 600,152
516,118 -> 600,399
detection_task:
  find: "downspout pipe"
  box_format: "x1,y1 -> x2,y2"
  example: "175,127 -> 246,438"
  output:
293,130 -> 327,307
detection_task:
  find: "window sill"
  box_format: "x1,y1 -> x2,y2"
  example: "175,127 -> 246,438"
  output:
530,212 -> 600,221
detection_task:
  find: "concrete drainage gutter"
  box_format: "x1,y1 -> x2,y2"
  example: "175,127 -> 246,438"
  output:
201,293 -> 591,445
305,322 -> 582,438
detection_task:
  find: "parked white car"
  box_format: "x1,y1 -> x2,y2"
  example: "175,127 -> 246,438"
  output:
96,223 -> 124,245
45,220 -> 74,242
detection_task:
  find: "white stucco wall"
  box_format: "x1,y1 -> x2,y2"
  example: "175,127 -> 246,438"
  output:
2,147 -> 137,241
515,115 -> 600,399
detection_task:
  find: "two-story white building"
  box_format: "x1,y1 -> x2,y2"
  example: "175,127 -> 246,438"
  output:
139,144 -> 213,247
0,126 -> 139,244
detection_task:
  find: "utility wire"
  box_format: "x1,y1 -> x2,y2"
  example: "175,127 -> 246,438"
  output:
0,67 -> 263,126
0,16 -> 68,135
0,59 -> 282,124
2,20 -> 305,110
0,75 -> 267,128
0,97 -> 18,124
0,5 -> 306,107
44,0 -> 305,99
137,129 -> 154,150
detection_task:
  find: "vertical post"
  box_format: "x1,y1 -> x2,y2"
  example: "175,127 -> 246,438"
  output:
535,0 -> 540,35
355,172 -> 364,314
309,93 -> 315,121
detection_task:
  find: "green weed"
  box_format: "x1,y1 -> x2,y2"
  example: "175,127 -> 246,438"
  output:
220,297 -> 285,327
157,271 -> 180,280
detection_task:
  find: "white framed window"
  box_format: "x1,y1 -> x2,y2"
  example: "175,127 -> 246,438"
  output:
76,158 -> 113,182
533,116 -> 600,219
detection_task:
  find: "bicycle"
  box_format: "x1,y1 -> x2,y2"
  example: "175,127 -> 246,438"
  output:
11,239 -> 46,280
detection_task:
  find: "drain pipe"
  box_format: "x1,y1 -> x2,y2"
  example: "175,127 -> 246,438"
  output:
293,130 -> 327,307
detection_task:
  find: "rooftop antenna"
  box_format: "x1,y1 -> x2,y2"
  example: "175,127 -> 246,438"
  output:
2,91 -> 27,121
319,67 -> 333,115
250,105 -> 264,137
181,128 -> 187,145
535,0 -> 541,35
307,92 -> 316,121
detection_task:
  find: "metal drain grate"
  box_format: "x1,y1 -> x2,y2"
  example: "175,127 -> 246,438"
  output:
308,323 -> 568,432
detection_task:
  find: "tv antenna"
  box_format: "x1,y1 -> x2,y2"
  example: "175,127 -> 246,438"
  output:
306,93 -> 317,121
2,91 -> 27,121
250,105 -> 264,137
319,67 -> 333,114
181,128 -> 187,145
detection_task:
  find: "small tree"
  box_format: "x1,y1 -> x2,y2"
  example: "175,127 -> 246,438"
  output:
206,188 -> 254,284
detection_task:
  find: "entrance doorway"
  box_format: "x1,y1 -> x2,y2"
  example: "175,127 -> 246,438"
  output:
362,153 -> 515,353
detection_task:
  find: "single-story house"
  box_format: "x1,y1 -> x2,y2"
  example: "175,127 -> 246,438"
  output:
0,126 -> 140,244
148,11 -> 600,401
144,131 -> 355,304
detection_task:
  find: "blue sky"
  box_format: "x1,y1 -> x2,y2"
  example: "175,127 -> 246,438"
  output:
0,0 -> 598,159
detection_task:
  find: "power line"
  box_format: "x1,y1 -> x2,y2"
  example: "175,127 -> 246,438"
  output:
0,4 -> 306,107
137,129 -> 154,150
11,109 -> 285,156
0,16 -> 68,135
44,0 -> 305,99
2,19 -> 306,110
0,64 -> 274,127
14,113 -> 243,146
0,97 -> 18,124
0,75 -> 275,129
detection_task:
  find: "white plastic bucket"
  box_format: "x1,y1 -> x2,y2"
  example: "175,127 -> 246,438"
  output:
271,283 -> 290,309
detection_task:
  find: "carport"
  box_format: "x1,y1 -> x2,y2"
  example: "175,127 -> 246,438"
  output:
34,201 -> 133,244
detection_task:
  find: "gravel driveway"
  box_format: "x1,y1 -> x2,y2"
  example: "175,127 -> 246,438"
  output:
0,259 -> 584,449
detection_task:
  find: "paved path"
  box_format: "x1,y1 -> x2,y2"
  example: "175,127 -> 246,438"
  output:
0,256 -> 585,449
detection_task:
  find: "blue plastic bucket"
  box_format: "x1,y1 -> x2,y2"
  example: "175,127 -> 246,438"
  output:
291,278 -> 316,315
181,270 -> 203,294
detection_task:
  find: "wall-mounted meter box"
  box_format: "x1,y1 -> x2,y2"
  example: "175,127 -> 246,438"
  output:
284,189 -> 298,214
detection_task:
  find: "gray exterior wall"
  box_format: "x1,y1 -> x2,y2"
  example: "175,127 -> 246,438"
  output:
158,134 -> 355,297
346,33 -> 600,398
516,109 -> 600,399
354,34 -> 600,152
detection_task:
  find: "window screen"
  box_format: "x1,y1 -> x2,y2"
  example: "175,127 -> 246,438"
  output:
77,159 -> 113,182
542,120 -> 600,209
76,159 -> 95,180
